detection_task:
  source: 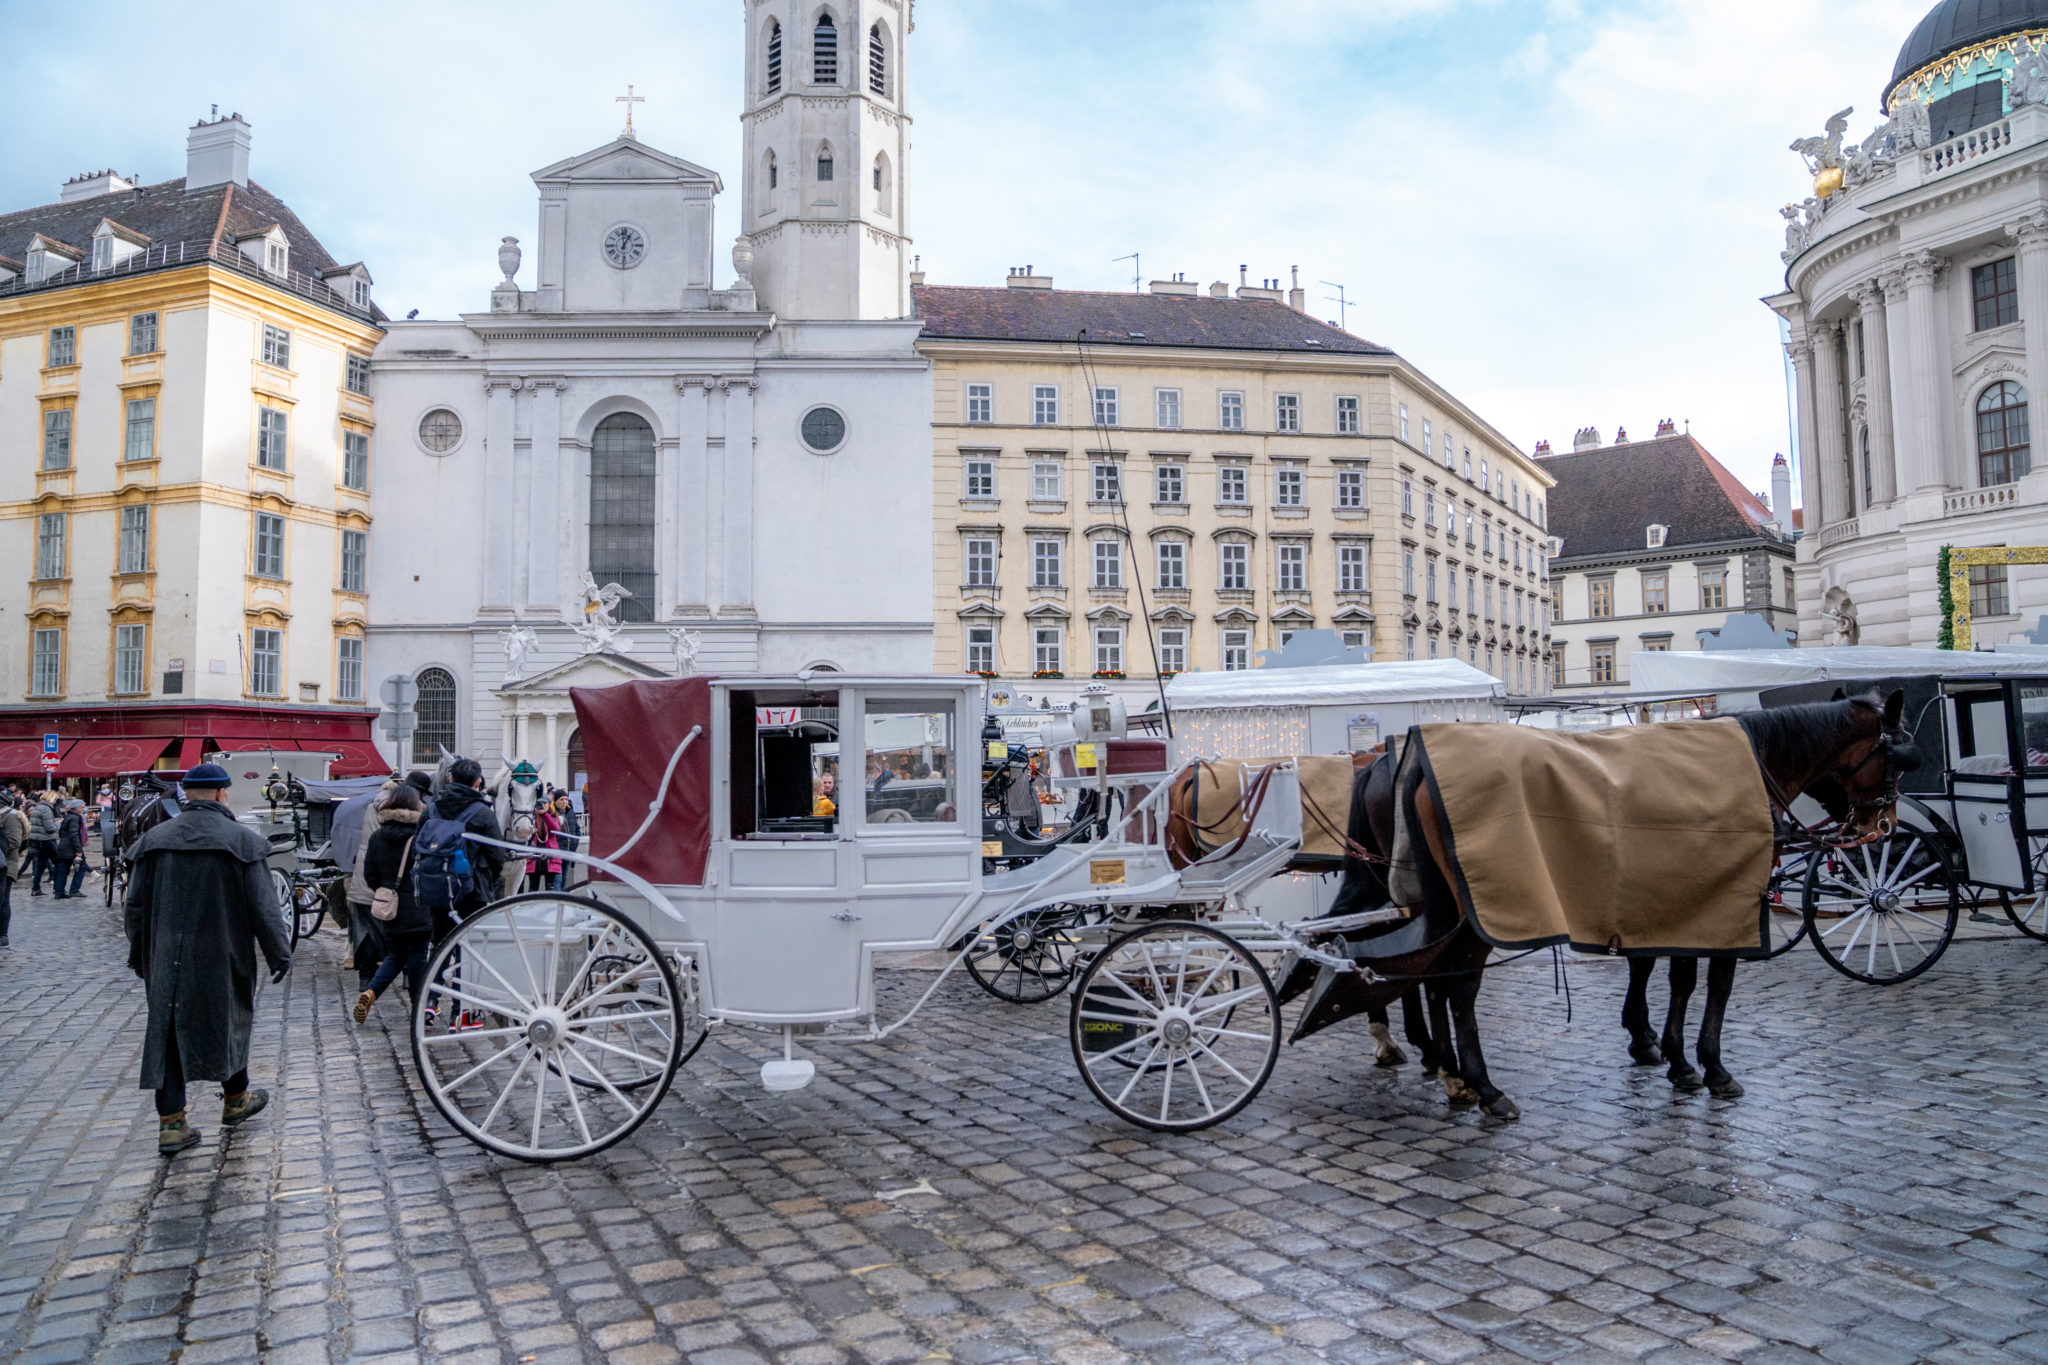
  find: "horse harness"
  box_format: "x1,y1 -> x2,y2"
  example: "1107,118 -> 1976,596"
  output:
1759,716 -> 1917,852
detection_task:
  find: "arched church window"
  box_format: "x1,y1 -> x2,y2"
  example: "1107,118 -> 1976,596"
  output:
813,12 -> 838,85
766,19 -> 782,93
589,413 -> 657,623
1977,381 -> 2031,486
816,143 -> 835,182
764,149 -> 778,209
873,153 -> 891,213
412,667 -> 456,765
868,23 -> 886,96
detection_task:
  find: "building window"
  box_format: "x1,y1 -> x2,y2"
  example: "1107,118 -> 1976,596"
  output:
1275,467 -> 1303,506
1859,427 -> 1873,507
42,409 -> 72,470
816,144 -> 835,181
261,323 -> 291,369
1400,476 -> 1413,517
1977,380 -> 2031,485
1973,257 -> 2018,331
766,18 -> 782,92
1277,544 -> 1306,592
1700,566 -> 1728,611
588,414 -> 658,620
1337,469 -> 1363,508
412,668 -> 457,764
35,514 -> 65,580
1033,385 -> 1058,425
1465,513 -> 1476,547
257,406 -> 289,469
124,397 -> 155,462
1463,450 -> 1473,480
340,529 -> 367,593
1341,630 -> 1366,650
1093,540 -> 1122,589
31,628 -> 62,698
47,326 -> 75,368
1093,387 -> 1119,427
1031,461 -> 1062,500
964,537 -> 996,587
253,512 -> 286,579
1218,466 -> 1247,504
336,636 -> 364,701
1444,433 -> 1455,468
1156,388 -> 1182,429
1641,638 -> 1671,653
1336,396 -> 1360,434
130,312 -> 158,355
1426,559 -> 1438,604
114,622 -> 146,696
353,277 -> 371,309
1784,567 -> 1796,609
965,382 -> 992,423
265,239 -> 288,275
343,431 -> 370,491
1485,583 -> 1495,620
1399,404 -> 1411,442
1220,542 -> 1249,590
1220,391 -> 1244,431
1404,630 -> 1416,661
1402,551 -> 1415,596
1159,628 -> 1186,674
1275,394 -> 1300,432
965,625 -> 994,674
1424,488 -> 1436,525
1445,500 -> 1458,537
119,505 -> 149,574
1033,627 -> 1062,674
1338,545 -> 1366,592
1552,653 -> 1566,688
1970,562 -> 2011,617
964,458 -> 995,499
1642,571 -> 1667,614
1590,643 -> 1615,685
345,353 -> 371,395
1589,578 -> 1614,619
1094,627 -> 1123,674
1222,629 -> 1250,671
1466,569 -> 1477,613
1423,419 -> 1432,455
868,22 -> 887,95
1646,524 -> 1667,549
812,11 -> 839,83
1092,463 -> 1121,503
1155,464 -> 1184,504
249,628 -> 283,696
1032,539 -> 1062,588
1157,540 -> 1186,589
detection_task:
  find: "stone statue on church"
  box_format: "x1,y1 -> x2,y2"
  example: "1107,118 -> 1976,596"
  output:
1888,97 -> 1931,152
571,571 -> 634,655
2013,37 -> 2048,108
498,622 -> 541,678
1781,204 -> 1811,260
667,626 -> 702,675
1790,107 -> 1853,195
1841,122 -> 1896,189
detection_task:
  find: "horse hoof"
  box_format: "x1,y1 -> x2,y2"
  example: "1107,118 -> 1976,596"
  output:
1628,1041 -> 1665,1067
1374,1045 -> 1408,1069
1668,1068 -> 1704,1092
1483,1095 -> 1521,1121
1708,1076 -> 1744,1099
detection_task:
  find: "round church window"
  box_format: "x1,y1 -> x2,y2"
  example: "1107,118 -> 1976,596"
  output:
418,408 -> 463,454
800,406 -> 847,454
603,225 -> 647,269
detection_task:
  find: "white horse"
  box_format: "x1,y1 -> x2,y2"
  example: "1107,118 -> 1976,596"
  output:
489,758 -> 546,896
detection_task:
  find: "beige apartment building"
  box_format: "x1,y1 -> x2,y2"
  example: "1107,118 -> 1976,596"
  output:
916,273 -> 1555,706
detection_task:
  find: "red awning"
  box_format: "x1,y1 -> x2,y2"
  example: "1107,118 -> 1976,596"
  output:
0,740 -> 47,775
62,738 -> 178,776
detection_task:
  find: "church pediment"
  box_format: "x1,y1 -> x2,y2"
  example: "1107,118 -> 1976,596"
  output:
532,138 -> 723,191
498,649 -> 670,695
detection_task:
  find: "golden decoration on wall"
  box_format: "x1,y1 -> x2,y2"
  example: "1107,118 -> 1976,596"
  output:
1946,545 -> 2048,651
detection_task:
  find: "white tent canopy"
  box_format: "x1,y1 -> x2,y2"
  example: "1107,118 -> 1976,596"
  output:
1629,646 -> 2048,695
1167,659 -> 1504,709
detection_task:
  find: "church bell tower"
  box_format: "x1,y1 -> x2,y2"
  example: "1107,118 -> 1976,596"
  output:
739,0 -> 911,321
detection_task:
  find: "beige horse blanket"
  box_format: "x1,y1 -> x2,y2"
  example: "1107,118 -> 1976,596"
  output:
1403,720 -> 1774,956
1181,756 -> 1360,862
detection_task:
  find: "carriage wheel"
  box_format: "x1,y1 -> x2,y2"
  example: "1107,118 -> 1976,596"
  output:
966,903 -> 1100,1003
1802,830 -> 1958,984
411,893 -> 684,1162
271,869 -> 300,945
290,882 -> 325,947
2001,839 -> 2048,941
1761,851 -> 1811,958
1069,921 -> 1279,1132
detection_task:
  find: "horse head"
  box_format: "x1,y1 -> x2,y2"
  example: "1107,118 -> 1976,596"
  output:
1791,688 -> 1917,839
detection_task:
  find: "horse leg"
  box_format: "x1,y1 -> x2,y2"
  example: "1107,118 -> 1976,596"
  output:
1623,956 -> 1664,1066
1365,1003 -> 1407,1067
1446,970 -> 1518,1120
1661,957 -> 1703,1091
1426,982 -> 1475,1104
1697,959 -> 1743,1098
1399,987 -> 1437,1073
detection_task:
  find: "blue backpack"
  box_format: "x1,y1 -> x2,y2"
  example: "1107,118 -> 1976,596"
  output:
412,812 -> 476,912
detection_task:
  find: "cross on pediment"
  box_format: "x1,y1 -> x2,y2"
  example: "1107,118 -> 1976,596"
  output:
616,84 -> 644,139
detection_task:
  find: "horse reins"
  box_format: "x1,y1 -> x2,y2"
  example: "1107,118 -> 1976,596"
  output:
1758,718 -> 1914,851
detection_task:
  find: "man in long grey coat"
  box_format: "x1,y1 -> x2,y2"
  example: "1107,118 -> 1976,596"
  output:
124,763 -> 292,1156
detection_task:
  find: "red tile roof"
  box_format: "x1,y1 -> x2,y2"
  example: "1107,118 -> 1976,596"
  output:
1538,432 -> 1786,560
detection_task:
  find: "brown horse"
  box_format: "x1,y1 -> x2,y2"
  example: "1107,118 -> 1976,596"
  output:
1381,689 -> 1915,1117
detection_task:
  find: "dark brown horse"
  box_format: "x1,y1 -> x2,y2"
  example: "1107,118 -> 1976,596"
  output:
107,773 -> 186,901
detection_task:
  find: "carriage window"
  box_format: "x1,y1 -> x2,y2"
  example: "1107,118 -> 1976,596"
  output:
2019,684 -> 2048,770
1950,690 -> 2012,774
864,700 -> 957,825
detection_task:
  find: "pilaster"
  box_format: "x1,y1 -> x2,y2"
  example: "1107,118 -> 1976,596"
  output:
1900,251 -> 1950,492
1812,322 -> 1852,526
721,376 -> 758,618
482,377 -> 520,612
1858,281 -> 1899,506
674,377 -> 713,616
1786,332 -> 1822,530
2009,213 -> 2048,472
527,378 -> 565,613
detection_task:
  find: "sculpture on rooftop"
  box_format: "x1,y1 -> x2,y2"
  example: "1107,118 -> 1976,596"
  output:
1791,107 -> 1854,198
2012,36 -> 2048,108
1889,97 -> 1931,152
571,571 -> 634,655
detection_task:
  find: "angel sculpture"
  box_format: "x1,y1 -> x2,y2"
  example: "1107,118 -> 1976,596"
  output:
497,622 -> 540,679
571,570 -> 634,655
2014,36 -> 2048,108
1840,121 -> 1897,188
666,626 -> 702,676
1790,107 -> 1854,177
1781,204 -> 1811,260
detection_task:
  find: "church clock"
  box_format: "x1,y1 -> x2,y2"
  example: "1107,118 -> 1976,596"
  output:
602,225 -> 646,269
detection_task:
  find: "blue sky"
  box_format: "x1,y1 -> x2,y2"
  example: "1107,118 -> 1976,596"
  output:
1,0 -> 1928,497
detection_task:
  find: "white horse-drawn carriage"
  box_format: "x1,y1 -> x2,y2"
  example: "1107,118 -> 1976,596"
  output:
412,671 -> 1428,1162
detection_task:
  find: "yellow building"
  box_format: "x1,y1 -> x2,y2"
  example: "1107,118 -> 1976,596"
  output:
915,273 -> 1555,704
0,115 -> 387,779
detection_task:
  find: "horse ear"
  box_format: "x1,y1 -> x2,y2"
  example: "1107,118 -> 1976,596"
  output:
1884,688 -> 1906,726
1830,687 -> 1847,701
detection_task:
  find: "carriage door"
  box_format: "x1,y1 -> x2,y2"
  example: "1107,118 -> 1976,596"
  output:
2015,682 -> 2048,895
847,689 -> 978,946
1947,687 -> 2025,890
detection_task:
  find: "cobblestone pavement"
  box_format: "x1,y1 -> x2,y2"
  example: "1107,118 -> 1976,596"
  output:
3,896 -> 2048,1365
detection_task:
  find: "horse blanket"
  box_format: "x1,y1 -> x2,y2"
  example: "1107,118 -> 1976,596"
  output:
1395,720 -> 1774,957
1179,756 -> 1362,863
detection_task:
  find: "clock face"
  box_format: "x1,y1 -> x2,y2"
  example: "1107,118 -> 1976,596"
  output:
603,225 -> 646,269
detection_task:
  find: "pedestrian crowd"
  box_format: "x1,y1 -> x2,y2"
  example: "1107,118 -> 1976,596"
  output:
0,784 -> 112,947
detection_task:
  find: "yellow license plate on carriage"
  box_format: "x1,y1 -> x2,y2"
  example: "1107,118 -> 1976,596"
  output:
982,841 -> 1003,856
1090,860 -> 1126,885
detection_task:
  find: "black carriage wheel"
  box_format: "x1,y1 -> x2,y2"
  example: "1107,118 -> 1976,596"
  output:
1801,830 -> 1959,985
966,904 -> 1097,1004
292,889 -> 325,946
1760,851 -> 1811,959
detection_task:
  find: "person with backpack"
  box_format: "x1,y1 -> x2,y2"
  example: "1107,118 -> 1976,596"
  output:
49,799 -> 84,900
417,757 -> 506,941
26,792 -> 57,896
354,785 -> 431,1021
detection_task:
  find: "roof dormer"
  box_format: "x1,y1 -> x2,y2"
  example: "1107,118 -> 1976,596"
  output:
89,218 -> 150,272
0,256 -> 21,286
321,261 -> 373,311
1646,524 -> 1668,549
24,234 -> 84,284
232,224 -> 289,278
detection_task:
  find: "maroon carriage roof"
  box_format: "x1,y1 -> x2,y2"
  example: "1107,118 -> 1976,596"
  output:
570,677 -> 714,887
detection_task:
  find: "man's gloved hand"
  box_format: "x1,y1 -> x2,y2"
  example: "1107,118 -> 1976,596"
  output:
270,962 -> 291,984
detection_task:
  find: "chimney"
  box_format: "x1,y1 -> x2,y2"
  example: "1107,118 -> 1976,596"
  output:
1655,417 -> 1677,436
1209,281 -> 1229,298
1149,274 -> 1198,296
186,112 -> 251,191
1239,264 -> 1248,288
1770,452 -> 1794,535
1236,280 -> 1284,302
1533,439 -> 1552,456
1572,426 -> 1600,452
908,253 -> 924,287
60,169 -> 134,203
1005,265 -> 1051,289
1613,425 -> 1630,445
1288,264 -> 1305,312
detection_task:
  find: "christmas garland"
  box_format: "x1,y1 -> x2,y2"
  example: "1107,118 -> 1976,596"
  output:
1936,544 -> 1954,650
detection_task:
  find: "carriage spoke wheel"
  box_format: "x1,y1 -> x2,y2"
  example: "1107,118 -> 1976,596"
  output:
1761,851 -> 1811,959
1069,921 -> 1279,1132
411,892 -> 684,1162
1802,830 -> 1958,985
2002,839 -> 2048,941
966,904 -> 1098,1004
289,880 -> 325,946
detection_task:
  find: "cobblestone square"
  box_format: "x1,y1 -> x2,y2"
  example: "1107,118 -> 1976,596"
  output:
2,898 -> 2046,1364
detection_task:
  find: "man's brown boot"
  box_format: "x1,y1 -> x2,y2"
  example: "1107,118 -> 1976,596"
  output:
220,1088 -> 269,1126
158,1112 -> 200,1156
353,989 -> 377,1024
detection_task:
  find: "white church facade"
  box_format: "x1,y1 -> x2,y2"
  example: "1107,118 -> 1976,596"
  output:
366,0 -> 931,783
